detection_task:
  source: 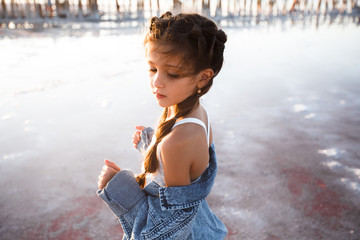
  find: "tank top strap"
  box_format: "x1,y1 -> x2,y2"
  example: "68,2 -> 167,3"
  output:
205,110 -> 210,145
171,110 -> 210,147
172,118 -> 207,131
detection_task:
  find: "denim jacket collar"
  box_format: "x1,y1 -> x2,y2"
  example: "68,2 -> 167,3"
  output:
144,143 -> 217,211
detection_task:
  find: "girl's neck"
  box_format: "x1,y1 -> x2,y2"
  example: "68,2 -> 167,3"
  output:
166,106 -> 176,120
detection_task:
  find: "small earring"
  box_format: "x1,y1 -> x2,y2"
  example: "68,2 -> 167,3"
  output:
197,89 -> 202,94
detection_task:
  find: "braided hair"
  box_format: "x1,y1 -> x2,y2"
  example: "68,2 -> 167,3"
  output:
137,12 -> 227,188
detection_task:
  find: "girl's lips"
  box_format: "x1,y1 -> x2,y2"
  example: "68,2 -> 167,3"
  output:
155,92 -> 166,98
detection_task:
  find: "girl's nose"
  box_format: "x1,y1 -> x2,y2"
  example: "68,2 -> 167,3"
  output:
153,73 -> 164,88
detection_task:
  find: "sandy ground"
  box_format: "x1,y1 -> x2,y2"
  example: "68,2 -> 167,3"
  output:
1,20 -> 360,239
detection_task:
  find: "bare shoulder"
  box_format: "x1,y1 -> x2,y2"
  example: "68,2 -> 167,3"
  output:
161,122 -> 207,160
159,123 -> 207,187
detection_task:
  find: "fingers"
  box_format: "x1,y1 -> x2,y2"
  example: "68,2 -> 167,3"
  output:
98,163 -> 120,189
132,130 -> 141,148
132,126 -> 145,149
104,159 -> 121,171
135,125 -> 145,131
98,174 -> 105,189
98,173 -> 106,189
132,131 -> 140,143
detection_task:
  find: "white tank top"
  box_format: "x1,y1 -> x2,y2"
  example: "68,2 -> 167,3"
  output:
146,111 -> 211,187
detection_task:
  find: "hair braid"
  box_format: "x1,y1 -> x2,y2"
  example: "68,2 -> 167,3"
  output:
136,94 -> 199,188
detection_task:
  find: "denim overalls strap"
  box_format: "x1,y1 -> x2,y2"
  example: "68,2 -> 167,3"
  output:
144,143 -> 217,211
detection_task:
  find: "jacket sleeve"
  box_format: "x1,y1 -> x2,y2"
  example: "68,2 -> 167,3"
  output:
97,170 -> 145,216
97,170 -> 197,240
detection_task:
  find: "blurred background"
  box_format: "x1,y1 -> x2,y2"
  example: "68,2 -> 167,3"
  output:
1,0 -> 360,239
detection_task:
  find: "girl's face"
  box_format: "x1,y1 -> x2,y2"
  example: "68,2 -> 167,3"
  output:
146,45 -> 198,108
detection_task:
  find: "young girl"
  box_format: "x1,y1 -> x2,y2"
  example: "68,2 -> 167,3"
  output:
97,11 -> 227,239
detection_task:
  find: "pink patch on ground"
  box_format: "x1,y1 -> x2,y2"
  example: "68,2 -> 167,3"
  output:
225,226 -> 240,240
283,166 -> 347,230
26,195 -> 123,239
283,167 -> 313,197
305,190 -> 343,218
266,235 -> 281,240
317,180 -> 327,189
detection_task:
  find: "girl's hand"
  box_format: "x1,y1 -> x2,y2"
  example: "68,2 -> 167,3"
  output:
97,160 -> 121,189
132,125 -> 145,148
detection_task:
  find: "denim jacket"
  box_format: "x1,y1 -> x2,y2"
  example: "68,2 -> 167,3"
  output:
97,128 -> 227,239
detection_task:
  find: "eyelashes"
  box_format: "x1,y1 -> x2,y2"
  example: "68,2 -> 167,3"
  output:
168,73 -> 179,78
148,68 -> 180,79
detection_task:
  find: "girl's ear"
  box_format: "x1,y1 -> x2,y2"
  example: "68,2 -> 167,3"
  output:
196,68 -> 214,89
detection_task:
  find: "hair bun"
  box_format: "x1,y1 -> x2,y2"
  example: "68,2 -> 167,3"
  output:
160,11 -> 173,19
216,29 -> 227,44
149,16 -> 158,29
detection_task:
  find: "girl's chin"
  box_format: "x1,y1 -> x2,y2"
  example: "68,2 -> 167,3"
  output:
157,102 -> 170,108
156,98 -> 191,108
156,99 -> 175,108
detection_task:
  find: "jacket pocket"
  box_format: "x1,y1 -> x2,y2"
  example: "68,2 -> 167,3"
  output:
141,196 -> 198,240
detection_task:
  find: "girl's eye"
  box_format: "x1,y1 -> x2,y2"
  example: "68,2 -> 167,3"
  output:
149,68 -> 157,73
168,73 -> 179,78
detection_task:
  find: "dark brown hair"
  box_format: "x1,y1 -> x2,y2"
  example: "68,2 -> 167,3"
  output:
136,11 -> 227,188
